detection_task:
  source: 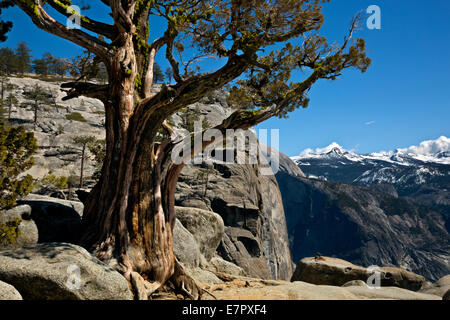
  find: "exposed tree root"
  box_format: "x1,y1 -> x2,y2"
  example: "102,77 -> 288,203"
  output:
130,272 -> 161,300
127,259 -> 217,300
169,259 -> 204,300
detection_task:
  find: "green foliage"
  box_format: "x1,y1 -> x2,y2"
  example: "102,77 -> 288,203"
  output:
22,83 -> 51,102
32,57 -> 49,76
69,49 -> 104,81
0,99 -> 6,124
179,106 -> 210,133
66,112 -> 87,122
33,52 -> 67,76
0,217 -> 21,246
22,83 -> 52,128
0,122 -> 36,210
73,135 -> 96,146
0,47 -> 17,74
15,41 -> 32,75
40,170 -> 68,190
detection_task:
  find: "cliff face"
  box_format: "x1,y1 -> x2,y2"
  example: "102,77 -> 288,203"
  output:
177,161 -> 293,280
175,100 -> 292,280
275,155 -> 450,281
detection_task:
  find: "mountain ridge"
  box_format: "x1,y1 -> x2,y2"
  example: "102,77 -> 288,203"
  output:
293,136 -> 450,166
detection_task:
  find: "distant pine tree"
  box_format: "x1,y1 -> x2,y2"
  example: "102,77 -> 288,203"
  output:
179,106 -> 210,133
32,58 -> 48,76
15,41 -> 32,75
0,47 -> 17,74
22,84 -> 51,130
5,93 -> 18,121
72,135 -> 96,188
153,62 -> 164,83
0,72 -> 9,101
53,58 -> 68,77
0,99 -> 6,125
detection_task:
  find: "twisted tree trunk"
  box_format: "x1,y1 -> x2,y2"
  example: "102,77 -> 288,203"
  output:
80,134 -> 179,285
77,38 -> 181,293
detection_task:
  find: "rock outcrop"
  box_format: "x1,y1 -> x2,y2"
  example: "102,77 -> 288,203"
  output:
0,205 -> 38,249
0,243 -> 133,300
173,219 -> 203,268
175,206 -> 224,261
177,160 -> 292,280
6,76 -> 106,180
419,275 -> 450,297
209,256 -> 245,277
443,289 -> 450,300
218,226 -> 272,279
275,153 -> 450,281
291,257 -> 426,291
201,275 -> 440,300
18,194 -> 83,244
0,281 -> 23,300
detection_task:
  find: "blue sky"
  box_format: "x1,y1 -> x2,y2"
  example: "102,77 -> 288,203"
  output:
1,0 -> 449,156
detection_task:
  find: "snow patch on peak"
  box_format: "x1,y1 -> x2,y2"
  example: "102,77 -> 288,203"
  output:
292,142 -> 362,163
299,142 -> 346,156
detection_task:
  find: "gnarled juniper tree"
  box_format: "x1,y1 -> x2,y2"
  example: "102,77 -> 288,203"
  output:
12,0 -> 370,298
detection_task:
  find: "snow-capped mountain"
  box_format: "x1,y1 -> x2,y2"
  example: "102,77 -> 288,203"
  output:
291,136 -> 450,198
293,136 -> 450,165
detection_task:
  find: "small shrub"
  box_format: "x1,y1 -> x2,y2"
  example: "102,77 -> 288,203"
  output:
40,170 -> 68,189
0,217 -> 21,245
66,112 -> 87,122
0,123 -> 37,210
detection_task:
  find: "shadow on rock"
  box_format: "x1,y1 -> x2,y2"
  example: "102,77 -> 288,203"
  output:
18,198 -> 82,244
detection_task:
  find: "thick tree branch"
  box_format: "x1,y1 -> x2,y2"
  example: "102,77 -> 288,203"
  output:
12,0 -> 110,60
165,24 -> 182,83
110,0 -> 135,33
47,0 -> 116,39
60,81 -> 109,102
143,36 -> 166,98
136,54 -> 250,122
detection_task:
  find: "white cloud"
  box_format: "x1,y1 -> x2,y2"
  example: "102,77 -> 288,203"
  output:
365,121 -> 376,125
398,136 -> 450,156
